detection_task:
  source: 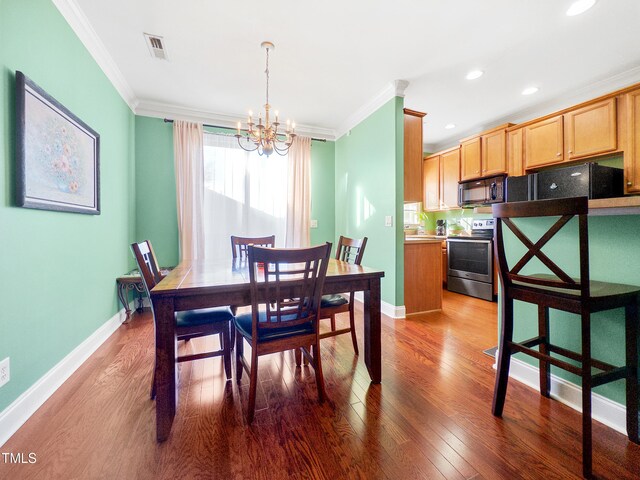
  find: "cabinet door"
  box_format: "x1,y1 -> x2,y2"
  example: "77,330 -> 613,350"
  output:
565,98 -> 617,160
404,112 -> 424,202
423,155 -> 440,211
507,128 -> 524,176
442,243 -> 447,285
524,115 -> 564,168
626,89 -> 640,193
481,129 -> 507,176
460,137 -> 482,181
440,148 -> 460,208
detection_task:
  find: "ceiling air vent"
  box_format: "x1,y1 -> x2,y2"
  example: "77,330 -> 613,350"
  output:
144,33 -> 168,60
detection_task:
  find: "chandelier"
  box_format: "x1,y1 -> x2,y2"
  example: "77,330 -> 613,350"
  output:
235,41 -> 296,156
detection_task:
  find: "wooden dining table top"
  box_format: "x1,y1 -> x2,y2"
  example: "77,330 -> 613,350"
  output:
151,257 -> 385,299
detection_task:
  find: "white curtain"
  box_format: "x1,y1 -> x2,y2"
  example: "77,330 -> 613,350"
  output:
285,136 -> 311,247
173,121 -> 205,261
202,133 -> 288,260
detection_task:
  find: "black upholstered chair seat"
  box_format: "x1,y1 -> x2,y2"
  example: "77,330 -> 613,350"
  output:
234,310 -> 312,341
321,294 -> 349,308
175,307 -> 234,328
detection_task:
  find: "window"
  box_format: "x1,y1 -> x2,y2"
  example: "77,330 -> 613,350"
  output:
202,133 -> 288,260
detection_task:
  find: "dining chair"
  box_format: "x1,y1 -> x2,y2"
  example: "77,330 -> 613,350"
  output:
492,197 -> 639,478
131,240 -> 234,399
230,234 -> 276,259
319,236 -> 368,355
234,242 -> 332,424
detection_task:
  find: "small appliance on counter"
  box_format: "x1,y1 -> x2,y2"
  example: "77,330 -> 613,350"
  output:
506,163 -> 623,202
436,219 -> 447,236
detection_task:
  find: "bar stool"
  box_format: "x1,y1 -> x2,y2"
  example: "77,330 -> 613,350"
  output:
491,197 -> 639,478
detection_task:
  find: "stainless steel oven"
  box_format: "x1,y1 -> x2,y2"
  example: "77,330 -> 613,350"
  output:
447,219 -> 495,301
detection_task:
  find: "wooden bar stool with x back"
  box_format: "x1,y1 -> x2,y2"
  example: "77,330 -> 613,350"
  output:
131,240 -> 234,399
491,197 -> 639,478
317,236 -> 368,355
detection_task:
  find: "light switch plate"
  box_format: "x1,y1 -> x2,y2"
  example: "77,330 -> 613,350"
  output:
0,357 -> 9,388
385,215 -> 393,227
310,219 -> 318,228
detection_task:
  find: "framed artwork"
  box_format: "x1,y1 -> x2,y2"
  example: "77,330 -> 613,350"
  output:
16,71 -> 100,215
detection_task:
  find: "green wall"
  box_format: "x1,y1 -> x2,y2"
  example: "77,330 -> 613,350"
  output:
134,116 -> 337,263
134,117 -> 178,266
0,0 -> 135,412
335,98 -> 404,306
310,139 -> 336,246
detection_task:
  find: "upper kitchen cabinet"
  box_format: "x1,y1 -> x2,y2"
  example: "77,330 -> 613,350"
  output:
404,108 -> 427,202
524,115 -> 564,169
507,127 -> 524,177
460,137 -> 481,181
565,98 -> 617,160
440,147 -> 460,208
460,124 -> 512,181
423,154 -> 440,211
625,88 -> 640,194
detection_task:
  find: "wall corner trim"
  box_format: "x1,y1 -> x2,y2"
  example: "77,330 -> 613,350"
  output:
506,355 -> 627,436
0,307 -> 128,448
335,80 -> 410,140
52,0 -> 137,111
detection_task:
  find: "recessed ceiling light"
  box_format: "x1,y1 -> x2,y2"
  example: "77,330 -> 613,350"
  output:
566,0 -> 597,16
445,123 -> 456,129
522,86 -> 539,96
465,70 -> 484,80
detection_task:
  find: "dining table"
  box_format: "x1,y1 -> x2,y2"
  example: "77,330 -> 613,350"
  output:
150,257 -> 385,442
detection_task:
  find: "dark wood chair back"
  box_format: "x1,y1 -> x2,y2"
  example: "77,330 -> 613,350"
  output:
230,235 -> 276,259
335,235 -> 368,265
247,243 -> 332,336
131,240 -> 162,296
493,197 -> 589,299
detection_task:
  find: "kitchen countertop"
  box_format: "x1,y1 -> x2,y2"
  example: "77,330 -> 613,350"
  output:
404,238 -> 445,244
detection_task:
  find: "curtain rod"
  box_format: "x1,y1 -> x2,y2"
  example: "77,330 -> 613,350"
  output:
162,118 -> 327,142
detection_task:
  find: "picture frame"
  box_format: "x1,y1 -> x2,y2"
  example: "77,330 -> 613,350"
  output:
16,71 -> 100,215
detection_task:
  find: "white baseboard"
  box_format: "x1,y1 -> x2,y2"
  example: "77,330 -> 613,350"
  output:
353,292 -> 406,319
503,354 -> 628,435
0,305 -> 128,448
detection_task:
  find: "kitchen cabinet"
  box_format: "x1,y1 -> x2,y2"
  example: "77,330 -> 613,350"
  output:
404,240 -> 443,315
423,154 -> 440,211
625,88 -> 640,193
460,137 -> 482,181
507,127 -> 524,176
524,115 -> 564,168
423,147 -> 460,211
440,147 -> 460,208
565,98 -> 617,160
460,124 -> 512,181
404,109 -> 427,202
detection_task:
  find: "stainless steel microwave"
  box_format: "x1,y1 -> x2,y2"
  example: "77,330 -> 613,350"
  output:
458,174 -> 506,207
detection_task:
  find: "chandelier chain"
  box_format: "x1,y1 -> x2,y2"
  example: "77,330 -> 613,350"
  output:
265,46 -> 269,107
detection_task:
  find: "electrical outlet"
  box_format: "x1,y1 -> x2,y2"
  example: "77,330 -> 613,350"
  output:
0,357 -> 9,388
385,215 -> 393,227
310,219 -> 318,228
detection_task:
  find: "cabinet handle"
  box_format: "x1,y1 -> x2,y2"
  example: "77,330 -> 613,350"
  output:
628,181 -> 633,186
556,153 -> 561,156
568,150 -> 572,154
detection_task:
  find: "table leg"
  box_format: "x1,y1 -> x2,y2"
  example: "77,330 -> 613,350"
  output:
116,282 -> 132,319
363,277 -> 382,383
153,296 -> 177,442
626,300 -> 639,444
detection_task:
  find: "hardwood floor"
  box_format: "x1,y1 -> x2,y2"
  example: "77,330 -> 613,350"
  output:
2,291 -> 639,479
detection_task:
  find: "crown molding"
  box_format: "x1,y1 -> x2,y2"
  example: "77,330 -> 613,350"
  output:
52,0 -> 137,111
335,79 -> 410,140
135,100 -> 337,140
426,65 -> 640,152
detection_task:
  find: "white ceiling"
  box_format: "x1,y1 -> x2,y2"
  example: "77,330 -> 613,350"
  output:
62,0 -> 640,150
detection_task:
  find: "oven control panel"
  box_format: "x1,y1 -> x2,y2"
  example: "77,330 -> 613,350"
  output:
472,219 -> 495,230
